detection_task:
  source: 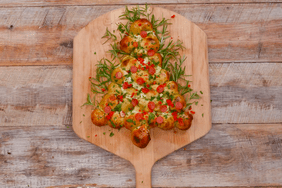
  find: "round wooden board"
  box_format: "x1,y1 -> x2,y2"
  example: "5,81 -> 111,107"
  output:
73,6 -> 211,188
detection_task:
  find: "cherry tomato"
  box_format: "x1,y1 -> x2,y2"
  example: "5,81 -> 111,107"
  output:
175,102 -> 183,110
132,99 -> 138,107
160,105 -> 167,112
140,31 -> 147,38
115,71 -> 122,79
156,116 -> 164,124
104,106 -> 111,114
148,102 -> 155,110
131,66 -> 137,73
147,49 -> 155,56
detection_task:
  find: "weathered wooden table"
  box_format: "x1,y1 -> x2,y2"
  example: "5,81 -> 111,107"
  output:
0,1 -> 281,188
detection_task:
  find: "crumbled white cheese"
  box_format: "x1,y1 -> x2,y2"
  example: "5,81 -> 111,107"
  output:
124,76 -> 132,83
134,35 -> 143,42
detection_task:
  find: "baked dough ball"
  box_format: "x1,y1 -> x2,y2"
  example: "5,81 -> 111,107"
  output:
110,111 -> 125,129
131,124 -> 151,148
99,93 -> 118,109
140,35 -> 160,52
148,53 -> 162,67
120,36 -> 136,53
155,69 -> 169,84
157,115 -> 174,130
130,19 -> 153,35
175,113 -> 193,130
91,108 -> 107,127
121,56 -> 138,71
111,67 -> 126,84
108,82 -> 122,94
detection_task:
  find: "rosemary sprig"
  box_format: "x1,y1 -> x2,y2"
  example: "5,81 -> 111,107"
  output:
102,27 -> 117,44
160,40 -> 185,70
81,93 -> 97,107
150,15 -> 171,41
90,58 -> 118,93
119,4 -> 150,23
109,43 -> 129,61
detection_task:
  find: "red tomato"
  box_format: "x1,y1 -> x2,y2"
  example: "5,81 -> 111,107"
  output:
171,15 -> 175,18
133,42 -> 138,48
130,66 -> 137,73
135,113 -> 143,121
157,85 -> 164,93
147,49 -> 155,56
142,88 -> 149,94
123,82 -> 129,89
160,105 -> 167,112
178,118 -> 184,126
115,71 -> 122,79
190,111 -> 195,114
132,99 -> 138,106
106,111 -> 114,120
175,102 -> 183,110
148,102 -> 155,110
172,111 -> 178,117
104,106 -> 111,114
156,116 -> 164,124
138,57 -> 144,63
148,66 -> 156,75
140,31 -> 147,38
166,99 -> 174,107
137,78 -> 145,85
101,88 -> 106,92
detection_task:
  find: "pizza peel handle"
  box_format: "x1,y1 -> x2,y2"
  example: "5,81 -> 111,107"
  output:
134,160 -> 153,188
73,6 -> 211,188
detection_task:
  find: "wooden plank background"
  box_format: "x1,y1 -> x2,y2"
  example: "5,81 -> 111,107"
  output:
0,1 -> 281,188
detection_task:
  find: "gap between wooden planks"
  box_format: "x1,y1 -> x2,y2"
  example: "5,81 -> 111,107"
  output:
0,0 -> 282,7
0,124 -> 281,187
0,4 -> 282,66
0,63 -> 281,126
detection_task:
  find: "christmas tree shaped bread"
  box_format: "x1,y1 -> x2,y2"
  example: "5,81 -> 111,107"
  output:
91,19 -> 193,148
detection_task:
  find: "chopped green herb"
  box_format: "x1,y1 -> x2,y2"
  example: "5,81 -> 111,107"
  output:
202,113 -> 204,117
200,91 -> 203,94
87,136 -> 90,138
110,132 -> 114,137
94,52 -> 96,54
103,132 -> 106,135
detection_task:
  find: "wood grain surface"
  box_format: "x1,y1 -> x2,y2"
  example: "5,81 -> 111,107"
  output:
0,1 -> 281,188
0,0 -> 280,6
0,3 -> 282,66
0,124 -> 281,187
0,63 -> 281,127
72,6 -> 211,188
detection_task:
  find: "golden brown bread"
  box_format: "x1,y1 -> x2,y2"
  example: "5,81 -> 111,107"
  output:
91,18 -> 194,148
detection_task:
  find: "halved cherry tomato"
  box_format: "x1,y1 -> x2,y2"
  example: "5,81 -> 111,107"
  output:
160,105 -> 167,112
135,113 -> 143,121
137,78 -> 145,85
148,66 -> 156,75
175,102 -> 183,110
147,49 -> 155,56
115,71 -> 122,79
132,99 -> 138,106
131,66 -> 137,73
157,85 -> 164,93
156,116 -> 164,123
104,106 -> 111,114
148,102 -> 155,110
140,31 -> 147,38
